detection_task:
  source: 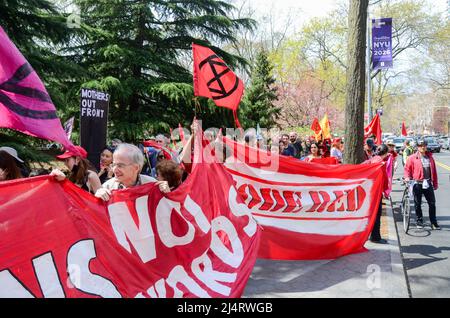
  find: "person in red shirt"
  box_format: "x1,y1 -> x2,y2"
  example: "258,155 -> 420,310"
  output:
404,139 -> 440,230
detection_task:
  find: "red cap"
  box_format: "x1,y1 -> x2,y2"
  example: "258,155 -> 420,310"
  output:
56,146 -> 88,160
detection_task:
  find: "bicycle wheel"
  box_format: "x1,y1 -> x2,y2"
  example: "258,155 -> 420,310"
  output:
401,190 -> 411,233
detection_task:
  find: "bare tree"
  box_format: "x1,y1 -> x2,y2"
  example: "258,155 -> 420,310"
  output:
344,0 -> 369,164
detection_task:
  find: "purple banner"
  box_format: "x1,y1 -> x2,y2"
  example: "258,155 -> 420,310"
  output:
372,18 -> 393,70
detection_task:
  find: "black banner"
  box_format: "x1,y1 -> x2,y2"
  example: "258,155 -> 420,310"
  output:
80,88 -> 109,171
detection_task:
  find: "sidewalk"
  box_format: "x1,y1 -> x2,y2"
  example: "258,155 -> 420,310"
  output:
243,201 -> 410,298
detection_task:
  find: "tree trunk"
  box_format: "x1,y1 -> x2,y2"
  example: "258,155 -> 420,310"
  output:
344,0 -> 369,164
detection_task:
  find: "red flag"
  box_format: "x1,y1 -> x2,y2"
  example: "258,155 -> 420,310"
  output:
310,117 -> 322,141
401,122 -> 407,137
310,118 -> 321,134
142,140 -> 177,160
0,26 -> 77,154
193,43 -> 244,127
364,114 -> 382,145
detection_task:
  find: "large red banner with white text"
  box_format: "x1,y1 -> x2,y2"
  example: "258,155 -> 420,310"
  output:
0,161 -> 260,298
223,138 -> 385,260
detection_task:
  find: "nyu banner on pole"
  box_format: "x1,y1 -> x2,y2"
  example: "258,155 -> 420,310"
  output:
372,18 -> 393,70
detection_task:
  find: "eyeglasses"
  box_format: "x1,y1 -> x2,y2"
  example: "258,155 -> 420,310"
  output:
111,162 -> 133,169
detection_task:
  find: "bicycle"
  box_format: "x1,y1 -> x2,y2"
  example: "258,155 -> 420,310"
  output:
399,178 -> 413,233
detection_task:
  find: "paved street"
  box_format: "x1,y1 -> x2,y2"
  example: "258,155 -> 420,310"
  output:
391,151 -> 450,298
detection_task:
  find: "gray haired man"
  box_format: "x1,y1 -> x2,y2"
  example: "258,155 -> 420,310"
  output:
95,143 -> 169,201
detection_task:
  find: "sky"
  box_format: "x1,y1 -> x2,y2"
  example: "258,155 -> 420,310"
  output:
241,0 -> 448,18
233,0 -> 448,32
244,0 -> 339,19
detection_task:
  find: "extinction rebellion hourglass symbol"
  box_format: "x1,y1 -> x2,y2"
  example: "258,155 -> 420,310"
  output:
198,54 -> 240,101
0,63 -> 57,120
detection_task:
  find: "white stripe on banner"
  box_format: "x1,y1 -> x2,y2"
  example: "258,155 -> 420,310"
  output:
254,215 -> 369,236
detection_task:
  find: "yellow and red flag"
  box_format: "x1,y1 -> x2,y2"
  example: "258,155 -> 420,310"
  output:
319,114 -> 331,140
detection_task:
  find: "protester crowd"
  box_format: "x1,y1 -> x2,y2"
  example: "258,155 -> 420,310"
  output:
0,122 -> 441,242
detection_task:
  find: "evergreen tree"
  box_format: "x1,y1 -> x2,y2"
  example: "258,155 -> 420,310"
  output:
240,50 -> 280,129
0,0 -> 83,147
73,0 -> 255,141
0,0 -> 71,75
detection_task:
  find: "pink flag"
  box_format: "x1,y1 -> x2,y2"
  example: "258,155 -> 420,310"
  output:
0,26 -> 77,153
384,154 -> 394,198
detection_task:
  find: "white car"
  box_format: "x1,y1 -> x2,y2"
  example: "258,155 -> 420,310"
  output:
438,137 -> 449,150
392,137 -> 406,153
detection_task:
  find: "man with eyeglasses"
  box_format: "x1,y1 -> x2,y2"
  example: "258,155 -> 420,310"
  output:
95,143 -> 169,201
404,139 -> 440,230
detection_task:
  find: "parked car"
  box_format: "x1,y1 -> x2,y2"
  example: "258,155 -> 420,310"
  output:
424,137 -> 441,153
382,133 -> 394,143
438,137 -> 449,150
392,137 -> 406,153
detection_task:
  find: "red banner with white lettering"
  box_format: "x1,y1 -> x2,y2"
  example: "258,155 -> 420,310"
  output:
0,161 -> 260,297
223,138 -> 385,260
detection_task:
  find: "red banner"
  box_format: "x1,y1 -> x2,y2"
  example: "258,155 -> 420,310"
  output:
223,138 -> 385,260
0,161 -> 260,297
